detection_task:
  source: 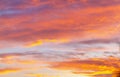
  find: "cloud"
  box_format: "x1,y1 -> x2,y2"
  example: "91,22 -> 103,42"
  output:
0,51 -> 77,64
0,52 -> 42,64
0,68 -> 22,75
0,0 -> 120,47
0,1 -> 120,77
93,74 -> 112,77
50,57 -> 120,76
0,50 -> 119,76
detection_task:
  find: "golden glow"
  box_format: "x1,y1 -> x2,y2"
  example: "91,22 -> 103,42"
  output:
0,68 -> 21,75
27,74 -> 42,77
26,39 -> 69,47
59,72 -> 91,77
91,70 -> 113,75
26,40 -> 43,47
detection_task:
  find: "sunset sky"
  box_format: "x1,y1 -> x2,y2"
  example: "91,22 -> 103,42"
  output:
0,0 -> 120,77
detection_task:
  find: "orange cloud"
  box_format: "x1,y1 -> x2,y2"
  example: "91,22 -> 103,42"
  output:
50,57 -> 120,76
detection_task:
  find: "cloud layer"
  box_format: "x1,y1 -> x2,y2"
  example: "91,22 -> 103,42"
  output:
0,0 -> 120,45
0,0 -> 120,77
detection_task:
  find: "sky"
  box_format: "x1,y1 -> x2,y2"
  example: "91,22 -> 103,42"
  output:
0,0 -> 120,77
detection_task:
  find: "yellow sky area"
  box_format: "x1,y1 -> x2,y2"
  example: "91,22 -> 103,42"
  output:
0,69 -> 21,75
27,73 -> 42,77
27,73 -> 91,77
58,72 -> 91,77
64,74 -> 91,77
27,73 -> 60,77
26,40 -> 43,47
91,70 -> 113,76
26,39 -> 69,47
3,55 -> 16,59
16,60 -> 38,64
26,69 -> 92,77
